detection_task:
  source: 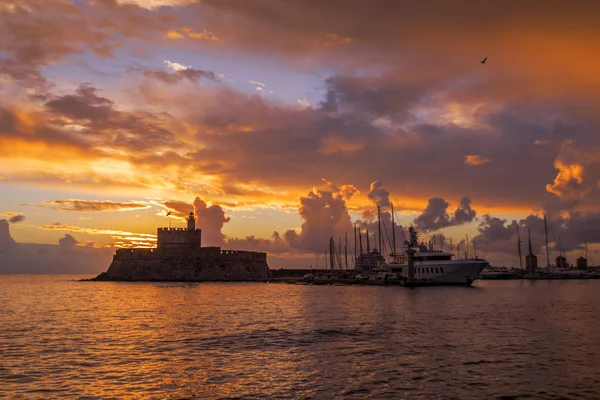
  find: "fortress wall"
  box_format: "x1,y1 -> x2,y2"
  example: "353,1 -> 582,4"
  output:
103,246 -> 270,281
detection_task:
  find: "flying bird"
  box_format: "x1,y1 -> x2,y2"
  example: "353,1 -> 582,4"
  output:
480,56 -> 487,64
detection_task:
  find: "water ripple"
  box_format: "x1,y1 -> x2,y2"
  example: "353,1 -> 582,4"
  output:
1,276 -> 600,398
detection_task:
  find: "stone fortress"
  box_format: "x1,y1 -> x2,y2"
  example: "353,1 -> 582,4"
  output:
94,212 -> 270,281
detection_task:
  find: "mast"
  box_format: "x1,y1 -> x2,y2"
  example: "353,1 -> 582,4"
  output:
353,223 -> 357,259
585,240 -> 588,260
377,206 -> 382,253
359,229 -> 363,255
544,214 -> 550,268
517,225 -> 523,270
473,237 -> 477,258
366,229 -> 370,253
465,234 -> 469,259
338,237 -> 342,269
558,235 -> 563,257
391,202 -> 396,255
329,237 -> 334,270
344,232 -> 348,269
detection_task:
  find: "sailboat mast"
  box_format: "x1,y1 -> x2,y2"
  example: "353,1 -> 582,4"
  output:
344,232 -> 348,269
465,234 -> 469,259
338,237 -> 342,269
377,206 -> 382,253
517,225 -> 523,270
391,202 -> 396,255
544,214 -> 550,268
353,223 -> 357,259
366,229 -> 370,253
329,237 -> 334,270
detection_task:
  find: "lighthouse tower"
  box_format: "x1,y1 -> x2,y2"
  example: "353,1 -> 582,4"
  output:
187,211 -> 195,231
157,211 -> 201,250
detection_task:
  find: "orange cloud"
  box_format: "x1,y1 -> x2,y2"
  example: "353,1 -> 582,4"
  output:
167,27 -> 223,42
45,200 -> 151,212
319,136 -> 364,155
322,33 -> 353,47
546,160 -> 584,197
464,155 -> 490,166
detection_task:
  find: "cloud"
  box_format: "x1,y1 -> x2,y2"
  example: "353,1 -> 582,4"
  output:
414,196 -> 477,232
283,180 -> 358,253
167,27 -> 223,43
0,220 -> 113,273
0,220 -> 17,249
464,155 -> 490,166
45,200 -> 151,212
58,234 -> 79,249
141,67 -> 220,84
193,197 -> 231,246
164,60 -> 190,71
37,223 -> 157,248
367,180 -> 390,208
8,214 -> 25,223
248,80 -> 266,87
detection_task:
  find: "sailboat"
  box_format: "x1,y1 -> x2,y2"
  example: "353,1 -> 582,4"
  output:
354,207 -> 385,270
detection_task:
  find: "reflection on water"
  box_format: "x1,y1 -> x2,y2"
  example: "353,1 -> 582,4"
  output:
1,276 -> 600,399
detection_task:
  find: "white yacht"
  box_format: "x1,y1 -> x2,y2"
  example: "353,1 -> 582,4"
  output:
378,227 -> 489,286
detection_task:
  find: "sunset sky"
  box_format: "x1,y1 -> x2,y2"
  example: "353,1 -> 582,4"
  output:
1,0 -> 600,271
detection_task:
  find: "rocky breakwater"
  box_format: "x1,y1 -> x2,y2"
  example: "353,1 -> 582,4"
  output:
93,246 -> 270,282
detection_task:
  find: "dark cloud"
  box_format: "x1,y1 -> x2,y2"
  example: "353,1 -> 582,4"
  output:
0,220 -> 17,249
367,180 -> 390,208
0,220 -> 113,273
193,197 -> 231,246
470,210 -> 600,265
141,68 -> 219,84
58,234 -> 78,249
45,83 -> 114,121
45,200 -> 150,212
453,197 -> 477,225
8,214 -> 25,223
414,197 -> 477,232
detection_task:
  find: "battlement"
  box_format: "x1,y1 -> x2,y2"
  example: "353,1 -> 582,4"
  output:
220,249 -> 267,262
158,227 -> 197,232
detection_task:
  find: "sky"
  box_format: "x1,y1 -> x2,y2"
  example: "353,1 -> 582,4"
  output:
1,0 -> 600,272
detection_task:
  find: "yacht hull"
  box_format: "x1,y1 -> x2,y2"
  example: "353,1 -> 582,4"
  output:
386,260 -> 488,286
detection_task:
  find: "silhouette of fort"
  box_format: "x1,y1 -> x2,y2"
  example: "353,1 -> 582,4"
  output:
95,212 -> 269,281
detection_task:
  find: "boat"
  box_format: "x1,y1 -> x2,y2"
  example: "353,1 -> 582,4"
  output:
478,267 -> 521,280
355,249 -> 385,270
378,227 -> 489,286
